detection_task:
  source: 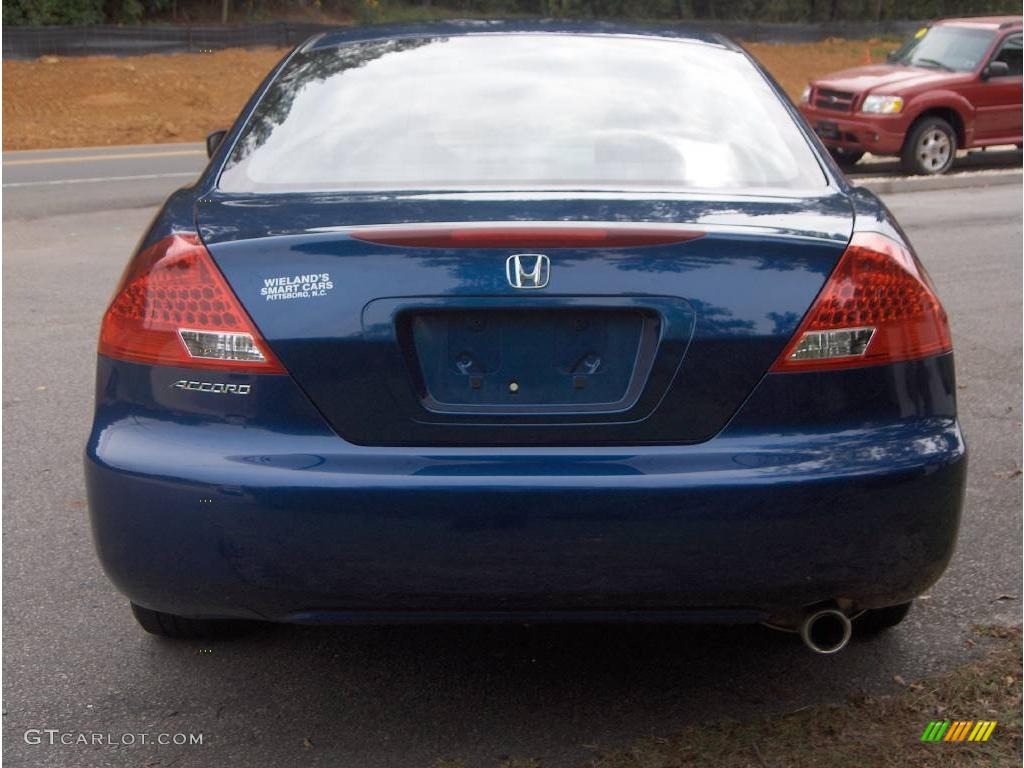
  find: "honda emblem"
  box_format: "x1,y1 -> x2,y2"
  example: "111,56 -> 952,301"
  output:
506,253 -> 550,289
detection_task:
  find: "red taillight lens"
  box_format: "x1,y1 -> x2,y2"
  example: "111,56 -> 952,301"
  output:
349,225 -> 704,249
770,231 -> 951,372
98,233 -> 285,373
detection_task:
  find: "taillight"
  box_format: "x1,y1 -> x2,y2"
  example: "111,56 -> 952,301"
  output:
349,224 -> 704,249
770,231 -> 951,372
98,233 -> 285,373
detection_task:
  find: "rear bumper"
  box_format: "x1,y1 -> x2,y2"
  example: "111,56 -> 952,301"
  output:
799,106 -> 907,155
86,405 -> 966,624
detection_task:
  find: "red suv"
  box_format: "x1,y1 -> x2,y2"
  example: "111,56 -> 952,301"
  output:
799,16 -> 1022,174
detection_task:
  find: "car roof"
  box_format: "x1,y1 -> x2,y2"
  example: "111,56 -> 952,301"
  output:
303,20 -> 738,53
934,16 -> 1022,31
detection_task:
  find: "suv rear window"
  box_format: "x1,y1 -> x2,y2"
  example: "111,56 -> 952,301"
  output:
219,34 -> 826,193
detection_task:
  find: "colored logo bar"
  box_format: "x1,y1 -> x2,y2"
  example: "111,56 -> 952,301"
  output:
921,721 -> 997,742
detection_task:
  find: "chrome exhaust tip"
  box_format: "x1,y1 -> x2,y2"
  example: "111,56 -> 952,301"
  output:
799,608 -> 852,654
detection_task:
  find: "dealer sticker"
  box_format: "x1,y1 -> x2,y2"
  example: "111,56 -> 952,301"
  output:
261,272 -> 333,301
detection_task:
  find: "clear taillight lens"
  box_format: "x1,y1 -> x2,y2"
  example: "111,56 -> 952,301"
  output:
771,231 -> 952,372
98,233 -> 284,373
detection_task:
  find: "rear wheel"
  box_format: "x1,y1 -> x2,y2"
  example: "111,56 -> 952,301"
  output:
901,117 -> 956,175
828,147 -> 865,169
856,601 -> 913,635
130,602 -> 255,639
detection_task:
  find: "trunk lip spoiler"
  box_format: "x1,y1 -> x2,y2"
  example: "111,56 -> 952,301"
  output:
266,220 -> 851,247
202,221 -> 852,247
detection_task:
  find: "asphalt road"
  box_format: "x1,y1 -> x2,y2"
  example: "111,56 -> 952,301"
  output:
2,152 -> 1022,767
2,142 -> 1021,220
2,144 -> 206,219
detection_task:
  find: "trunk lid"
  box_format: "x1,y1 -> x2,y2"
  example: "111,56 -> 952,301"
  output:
199,191 -> 853,446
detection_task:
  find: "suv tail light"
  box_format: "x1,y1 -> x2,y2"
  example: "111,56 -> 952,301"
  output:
770,231 -> 951,372
98,233 -> 284,373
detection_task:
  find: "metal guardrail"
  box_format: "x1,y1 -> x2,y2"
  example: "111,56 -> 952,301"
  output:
2,19 -> 926,59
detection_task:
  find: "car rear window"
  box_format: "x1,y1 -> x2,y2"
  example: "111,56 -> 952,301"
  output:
218,34 -> 827,193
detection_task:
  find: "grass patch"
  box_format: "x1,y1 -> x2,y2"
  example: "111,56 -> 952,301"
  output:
591,626 -> 1022,768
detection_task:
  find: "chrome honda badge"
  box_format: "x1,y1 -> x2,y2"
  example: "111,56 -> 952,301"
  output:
506,253 -> 550,289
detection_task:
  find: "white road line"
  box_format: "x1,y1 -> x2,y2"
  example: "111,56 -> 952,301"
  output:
3,172 -> 198,188
3,149 -> 204,166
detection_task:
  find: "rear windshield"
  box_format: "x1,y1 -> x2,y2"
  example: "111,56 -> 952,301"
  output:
218,34 -> 826,193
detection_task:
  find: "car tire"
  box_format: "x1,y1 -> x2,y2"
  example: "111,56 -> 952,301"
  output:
828,147 -> 865,169
856,601 -> 913,635
901,118 -> 956,175
130,602 -> 254,639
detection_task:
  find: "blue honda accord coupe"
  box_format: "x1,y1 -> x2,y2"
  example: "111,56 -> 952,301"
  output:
86,22 -> 965,653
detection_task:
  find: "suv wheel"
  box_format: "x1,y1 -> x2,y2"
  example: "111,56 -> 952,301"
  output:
130,602 -> 255,639
902,117 -> 956,175
828,147 -> 865,169
856,600 -> 913,635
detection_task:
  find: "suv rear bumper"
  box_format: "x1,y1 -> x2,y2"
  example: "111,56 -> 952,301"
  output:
799,105 -> 907,155
85,411 -> 966,624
